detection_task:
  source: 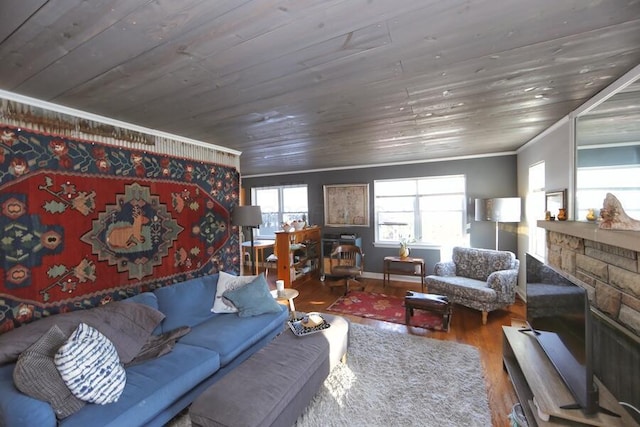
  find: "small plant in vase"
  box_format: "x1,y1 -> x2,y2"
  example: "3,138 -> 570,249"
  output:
399,237 -> 413,258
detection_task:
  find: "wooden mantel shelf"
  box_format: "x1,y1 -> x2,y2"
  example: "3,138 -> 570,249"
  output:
537,220 -> 640,252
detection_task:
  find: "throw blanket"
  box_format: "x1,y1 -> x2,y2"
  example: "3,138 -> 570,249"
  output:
0,301 -> 164,365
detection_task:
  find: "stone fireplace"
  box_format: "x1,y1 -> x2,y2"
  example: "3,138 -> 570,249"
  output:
537,220 -> 640,336
535,220 -> 640,421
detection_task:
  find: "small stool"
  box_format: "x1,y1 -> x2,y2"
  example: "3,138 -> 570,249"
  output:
404,291 -> 452,331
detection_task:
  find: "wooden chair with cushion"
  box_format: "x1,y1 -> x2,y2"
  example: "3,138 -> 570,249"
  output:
327,245 -> 365,295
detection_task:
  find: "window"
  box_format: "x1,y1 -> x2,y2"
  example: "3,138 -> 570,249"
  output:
576,165 -> 640,220
374,175 -> 467,246
528,162 -> 545,257
252,185 -> 308,238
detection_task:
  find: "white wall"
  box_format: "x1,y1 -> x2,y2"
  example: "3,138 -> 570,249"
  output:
515,63 -> 640,298
516,118 -> 572,295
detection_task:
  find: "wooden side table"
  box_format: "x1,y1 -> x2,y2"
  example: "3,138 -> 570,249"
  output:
271,288 -> 299,319
383,256 -> 426,292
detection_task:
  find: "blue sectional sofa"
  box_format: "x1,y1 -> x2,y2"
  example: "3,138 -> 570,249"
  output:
0,274 -> 289,427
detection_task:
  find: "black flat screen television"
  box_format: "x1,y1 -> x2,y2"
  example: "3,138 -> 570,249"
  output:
526,281 -> 602,415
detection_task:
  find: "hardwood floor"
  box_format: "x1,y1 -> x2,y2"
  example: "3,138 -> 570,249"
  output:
274,274 -> 523,427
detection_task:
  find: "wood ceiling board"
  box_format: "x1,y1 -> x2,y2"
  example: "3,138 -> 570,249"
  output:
56,0 -> 281,108
13,0 -> 248,99
107,23 -> 399,124
190,0 -> 430,76
0,0 -> 115,87
0,0 -> 48,44
58,0 -> 422,115
118,54 -> 404,131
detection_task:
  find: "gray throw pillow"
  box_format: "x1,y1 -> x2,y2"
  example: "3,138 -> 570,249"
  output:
222,275 -> 283,317
13,325 -> 86,419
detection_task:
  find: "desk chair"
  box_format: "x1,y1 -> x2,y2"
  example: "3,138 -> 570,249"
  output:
327,245 -> 365,295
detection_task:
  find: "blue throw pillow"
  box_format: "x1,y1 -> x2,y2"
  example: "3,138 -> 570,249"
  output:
222,275 -> 283,317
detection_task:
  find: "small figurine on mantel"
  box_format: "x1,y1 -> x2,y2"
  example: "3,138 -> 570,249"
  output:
599,193 -> 640,231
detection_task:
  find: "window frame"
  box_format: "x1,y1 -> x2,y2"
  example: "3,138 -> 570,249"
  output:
528,161 -> 546,258
373,175 -> 467,248
251,184 -> 308,239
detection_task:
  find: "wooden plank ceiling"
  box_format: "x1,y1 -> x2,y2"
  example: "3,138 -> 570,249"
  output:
1,0 -> 639,175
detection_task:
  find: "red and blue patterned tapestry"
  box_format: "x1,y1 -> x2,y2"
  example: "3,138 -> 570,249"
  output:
0,126 -> 240,332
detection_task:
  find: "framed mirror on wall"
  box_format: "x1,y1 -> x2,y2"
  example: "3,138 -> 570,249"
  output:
574,66 -> 640,222
545,190 -> 566,219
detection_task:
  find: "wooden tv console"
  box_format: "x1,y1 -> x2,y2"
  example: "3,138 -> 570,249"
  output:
502,326 -> 638,427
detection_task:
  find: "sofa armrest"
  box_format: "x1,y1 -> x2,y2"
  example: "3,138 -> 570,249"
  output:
434,260 -> 456,276
0,365 -> 57,427
487,269 -> 519,302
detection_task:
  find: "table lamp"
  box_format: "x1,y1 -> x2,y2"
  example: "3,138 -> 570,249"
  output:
474,197 -> 521,250
231,205 -> 263,275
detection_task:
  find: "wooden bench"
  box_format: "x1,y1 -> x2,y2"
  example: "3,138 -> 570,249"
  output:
190,314 -> 349,427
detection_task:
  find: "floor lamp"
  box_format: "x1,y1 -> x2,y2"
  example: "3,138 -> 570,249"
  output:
474,197 -> 521,250
231,205 -> 263,275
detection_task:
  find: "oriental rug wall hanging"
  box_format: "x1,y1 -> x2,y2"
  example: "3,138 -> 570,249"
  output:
0,126 -> 239,332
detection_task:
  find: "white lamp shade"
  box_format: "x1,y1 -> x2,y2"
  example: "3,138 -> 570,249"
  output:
231,205 -> 263,227
475,197 -> 521,222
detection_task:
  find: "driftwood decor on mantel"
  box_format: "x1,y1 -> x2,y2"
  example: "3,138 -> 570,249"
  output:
599,193 -> 640,231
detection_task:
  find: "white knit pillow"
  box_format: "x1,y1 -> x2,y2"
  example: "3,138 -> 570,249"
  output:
54,323 -> 126,404
211,271 -> 258,313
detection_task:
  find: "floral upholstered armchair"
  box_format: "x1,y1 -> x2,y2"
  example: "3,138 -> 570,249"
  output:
425,247 -> 519,325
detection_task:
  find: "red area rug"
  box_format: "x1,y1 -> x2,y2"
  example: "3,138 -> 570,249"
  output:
326,291 -> 446,331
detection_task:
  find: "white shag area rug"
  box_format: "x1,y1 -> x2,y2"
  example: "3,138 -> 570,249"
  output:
168,323 -> 492,427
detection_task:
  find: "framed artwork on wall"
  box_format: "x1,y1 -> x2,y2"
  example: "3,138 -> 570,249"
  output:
323,183 -> 370,227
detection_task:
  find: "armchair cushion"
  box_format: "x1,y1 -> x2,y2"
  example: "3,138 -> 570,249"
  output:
434,260 -> 456,276
453,247 -> 515,281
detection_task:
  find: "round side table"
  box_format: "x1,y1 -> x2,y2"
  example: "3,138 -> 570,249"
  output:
271,288 -> 299,319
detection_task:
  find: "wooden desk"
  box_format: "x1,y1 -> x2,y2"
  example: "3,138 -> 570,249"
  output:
383,256 -> 425,292
241,240 -> 274,274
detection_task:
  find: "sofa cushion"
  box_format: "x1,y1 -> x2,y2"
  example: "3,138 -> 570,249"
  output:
453,247 -> 514,281
124,292 -> 159,310
154,275 -> 219,332
180,308 -> 287,366
59,343 -> 220,427
222,275 -> 283,317
0,301 -> 165,366
13,325 -> 85,419
211,272 -> 259,313
55,323 -> 126,405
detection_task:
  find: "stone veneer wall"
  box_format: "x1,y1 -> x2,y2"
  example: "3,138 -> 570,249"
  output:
546,230 -> 640,337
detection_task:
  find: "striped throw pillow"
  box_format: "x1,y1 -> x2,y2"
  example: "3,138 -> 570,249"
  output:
54,323 -> 126,404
